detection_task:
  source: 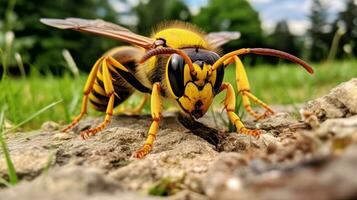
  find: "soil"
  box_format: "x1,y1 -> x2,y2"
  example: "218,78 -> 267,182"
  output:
1,78 -> 357,200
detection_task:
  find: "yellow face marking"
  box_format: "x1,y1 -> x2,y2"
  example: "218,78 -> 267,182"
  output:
177,82 -> 214,118
183,63 -> 217,87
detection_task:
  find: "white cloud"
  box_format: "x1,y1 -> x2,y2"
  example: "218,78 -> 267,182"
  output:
109,0 -> 349,35
109,0 -> 132,13
249,0 -> 273,4
251,0 -> 348,35
288,20 -> 311,36
184,0 -> 207,15
321,0 -> 346,12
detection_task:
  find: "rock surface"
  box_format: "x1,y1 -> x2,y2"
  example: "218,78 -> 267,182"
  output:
1,79 -> 357,200
304,78 -> 357,120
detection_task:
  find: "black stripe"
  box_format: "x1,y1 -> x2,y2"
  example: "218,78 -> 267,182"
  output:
92,86 -> 109,101
96,78 -> 131,95
97,67 -> 129,91
114,87 -> 132,100
95,73 -> 135,104
89,99 -> 107,111
96,79 -> 105,90
110,65 -> 152,93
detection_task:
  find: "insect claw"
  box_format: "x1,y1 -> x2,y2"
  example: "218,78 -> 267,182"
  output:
255,110 -> 275,121
239,127 -> 262,138
80,130 -> 93,140
131,151 -> 143,159
80,132 -> 87,140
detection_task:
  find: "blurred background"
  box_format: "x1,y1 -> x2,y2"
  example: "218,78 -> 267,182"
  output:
0,0 -> 357,130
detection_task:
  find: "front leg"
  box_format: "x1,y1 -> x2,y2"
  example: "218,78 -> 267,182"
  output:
132,83 -> 162,159
220,82 -> 261,137
225,56 -> 275,120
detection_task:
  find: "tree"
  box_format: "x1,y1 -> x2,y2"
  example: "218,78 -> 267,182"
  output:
134,0 -> 192,35
0,0 -> 119,73
267,20 -> 301,63
333,0 -> 357,58
193,0 -> 264,51
307,0 -> 331,61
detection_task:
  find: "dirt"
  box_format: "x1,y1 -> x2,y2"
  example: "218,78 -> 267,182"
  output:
1,78 -> 357,200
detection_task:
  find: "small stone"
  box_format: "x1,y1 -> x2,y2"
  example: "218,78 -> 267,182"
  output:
53,132 -> 73,140
41,121 -> 60,131
300,109 -> 320,129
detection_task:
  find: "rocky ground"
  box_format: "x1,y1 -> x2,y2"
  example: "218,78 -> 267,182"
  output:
1,78 -> 357,200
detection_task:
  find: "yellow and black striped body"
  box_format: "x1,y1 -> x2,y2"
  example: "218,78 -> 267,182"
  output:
42,18 -> 313,158
87,22 -> 221,115
88,46 -> 151,112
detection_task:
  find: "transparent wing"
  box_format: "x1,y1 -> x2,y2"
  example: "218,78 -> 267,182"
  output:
40,18 -> 155,49
205,31 -> 241,48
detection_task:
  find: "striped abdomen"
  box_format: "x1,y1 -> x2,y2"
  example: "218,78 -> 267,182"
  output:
88,46 -> 148,112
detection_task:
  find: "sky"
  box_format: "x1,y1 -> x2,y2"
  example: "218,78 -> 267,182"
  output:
184,0 -> 347,35
110,0 -> 349,36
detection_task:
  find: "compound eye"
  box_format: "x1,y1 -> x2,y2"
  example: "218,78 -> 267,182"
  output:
213,64 -> 224,95
167,54 -> 185,97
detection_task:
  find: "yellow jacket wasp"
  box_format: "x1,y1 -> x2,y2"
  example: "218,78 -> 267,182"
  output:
40,18 -> 314,158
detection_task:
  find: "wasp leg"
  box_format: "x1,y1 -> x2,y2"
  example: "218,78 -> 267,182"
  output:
220,82 -> 261,137
80,56 -> 117,139
62,57 -> 104,132
132,83 -> 162,159
115,93 -> 149,115
232,56 -> 275,120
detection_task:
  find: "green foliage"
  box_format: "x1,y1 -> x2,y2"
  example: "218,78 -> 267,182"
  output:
333,0 -> 357,58
134,0 -> 191,35
193,0 -> 264,51
0,108 -> 18,186
0,0 -> 120,73
215,59 -> 357,105
268,21 -> 301,58
308,0 -> 331,61
148,178 -> 183,196
0,96 -> 60,187
0,72 -> 86,130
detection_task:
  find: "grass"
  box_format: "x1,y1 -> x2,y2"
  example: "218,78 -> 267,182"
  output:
0,59 -> 356,131
218,59 -> 357,104
148,178 -> 184,196
0,99 -> 62,187
0,107 -> 18,186
0,72 -> 86,130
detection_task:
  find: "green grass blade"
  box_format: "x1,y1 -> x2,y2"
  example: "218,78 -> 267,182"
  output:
5,99 -> 63,134
0,108 -> 18,185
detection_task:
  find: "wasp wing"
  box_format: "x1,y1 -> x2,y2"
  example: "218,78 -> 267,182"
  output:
205,31 -> 241,48
40,18 -> 155,49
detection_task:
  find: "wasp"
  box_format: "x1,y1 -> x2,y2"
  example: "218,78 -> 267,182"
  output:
40,18 -> 314,158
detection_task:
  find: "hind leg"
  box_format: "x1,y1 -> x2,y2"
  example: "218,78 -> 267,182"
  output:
62,57 -> 104,132
80,56 -> 130,138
